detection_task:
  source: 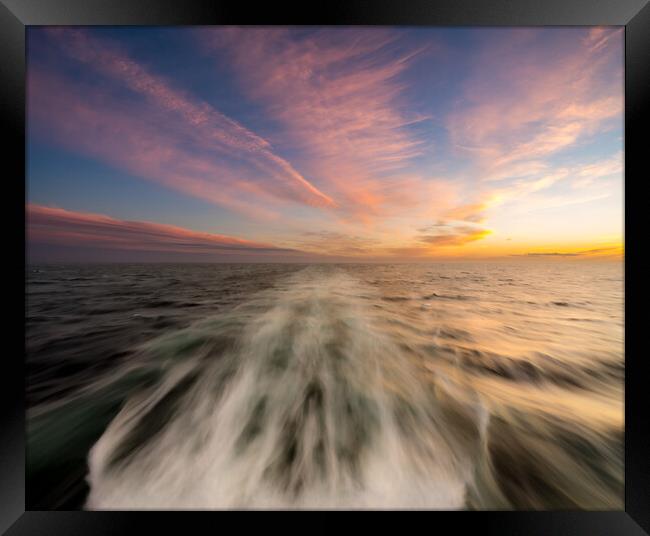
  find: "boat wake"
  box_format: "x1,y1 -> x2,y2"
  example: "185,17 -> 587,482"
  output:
86,266 -> 491,509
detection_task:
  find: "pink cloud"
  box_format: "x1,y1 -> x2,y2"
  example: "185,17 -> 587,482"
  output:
448,29 -> 622,175
32,29 -> 334,214
27,204 -> 294,256
203,28 -> 441,221
416,221 -> 491,247
441,28 -> 623,220
288,231 -> 382,257
444,203 -> 488,223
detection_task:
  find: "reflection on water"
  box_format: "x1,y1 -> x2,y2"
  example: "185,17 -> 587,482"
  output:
26,262 -> 623,509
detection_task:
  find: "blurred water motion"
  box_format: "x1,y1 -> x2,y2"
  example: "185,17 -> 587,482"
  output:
26,262 -> 624,509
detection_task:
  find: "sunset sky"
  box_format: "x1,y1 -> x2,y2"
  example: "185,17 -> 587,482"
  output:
27,27 -> 624,262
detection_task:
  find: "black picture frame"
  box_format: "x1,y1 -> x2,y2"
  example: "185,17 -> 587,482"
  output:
2,0 -> 648,533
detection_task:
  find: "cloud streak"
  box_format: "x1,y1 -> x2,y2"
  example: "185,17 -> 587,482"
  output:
448,28 -> 622,175
31,29 -> 334,216
204,28 -> 443,221
27,204 -> 295,256
289,231 -> 382,257
510,247 -> 622,258
416,221 -> 491,247
445,28 -> 623,221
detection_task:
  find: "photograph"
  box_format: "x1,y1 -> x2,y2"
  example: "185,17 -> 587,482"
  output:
25,25 -> 624,510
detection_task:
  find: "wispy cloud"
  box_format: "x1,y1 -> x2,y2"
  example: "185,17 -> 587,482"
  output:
445,27 -> 623,219
448,28 -> 622,175
443,203 -> 489,224
31,29 -> 334,216
446,150 -> 623,223
417,221 -> 491,247
203,28 -> 442,221
570,151 -> 623,190
288,230 -> 381,257
27,204 -> 296,256
511,247 -> 622,257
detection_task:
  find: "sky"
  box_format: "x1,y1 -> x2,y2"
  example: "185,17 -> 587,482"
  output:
27,26 -> 624,262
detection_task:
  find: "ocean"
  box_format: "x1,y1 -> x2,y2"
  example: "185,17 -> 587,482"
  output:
26,262 -> 624,509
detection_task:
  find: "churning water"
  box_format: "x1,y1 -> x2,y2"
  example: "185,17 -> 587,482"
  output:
26,262 -> 624,509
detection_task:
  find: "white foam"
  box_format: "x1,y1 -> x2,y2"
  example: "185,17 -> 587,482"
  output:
86,268 -> 480,509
